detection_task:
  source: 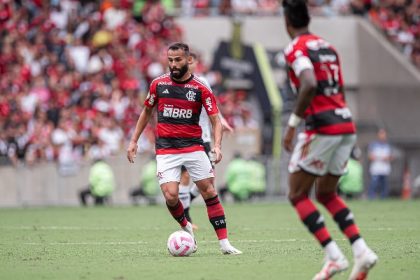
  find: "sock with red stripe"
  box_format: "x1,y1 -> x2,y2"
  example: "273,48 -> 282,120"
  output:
317,193 -> 361,244
166,200 -> 188,227
205,195 -> 227,240
290,194 -> 332,247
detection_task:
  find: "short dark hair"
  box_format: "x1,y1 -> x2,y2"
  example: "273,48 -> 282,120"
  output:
282,0 -> 310,28
168,42 -> 190,56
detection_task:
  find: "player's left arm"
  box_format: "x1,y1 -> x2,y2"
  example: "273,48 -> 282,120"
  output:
209,113 -> 223,164
202,86 -> 223,164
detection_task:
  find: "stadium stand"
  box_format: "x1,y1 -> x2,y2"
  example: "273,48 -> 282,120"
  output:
0,1 -> 419,206
1,0 -> 184,167
0,0 -> 257,169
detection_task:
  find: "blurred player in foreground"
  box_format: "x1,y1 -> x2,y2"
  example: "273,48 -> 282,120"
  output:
127,42 -> 241,255
282,1 -> 377,279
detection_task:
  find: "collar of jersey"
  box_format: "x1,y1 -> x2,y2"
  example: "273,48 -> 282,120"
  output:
170,73 -> 194,84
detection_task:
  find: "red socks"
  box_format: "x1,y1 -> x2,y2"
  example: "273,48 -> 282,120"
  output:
166,200 -> 188,227
290,194 -> 332,247
205,195 -> 227,240
317,193 -> 361,244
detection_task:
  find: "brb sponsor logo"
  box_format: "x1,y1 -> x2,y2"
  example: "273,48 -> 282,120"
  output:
163,104 -> 192,119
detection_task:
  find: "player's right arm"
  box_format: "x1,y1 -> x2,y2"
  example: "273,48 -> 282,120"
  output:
127,106 -> 154,163
127,82 -> 158,163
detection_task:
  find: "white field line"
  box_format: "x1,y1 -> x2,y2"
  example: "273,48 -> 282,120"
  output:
23,239 -> 348,246
24,241 -> 148,245
0,226 -> 127,230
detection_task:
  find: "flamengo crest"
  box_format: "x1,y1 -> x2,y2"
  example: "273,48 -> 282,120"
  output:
186,90 -> 196,101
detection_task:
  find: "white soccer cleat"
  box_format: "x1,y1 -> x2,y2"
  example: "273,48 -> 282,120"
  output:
348,248 -> 378,280
220,239 -> 242,255
181,222 -> 197,253
221,245 -> 242,255
313,256 -> 349,280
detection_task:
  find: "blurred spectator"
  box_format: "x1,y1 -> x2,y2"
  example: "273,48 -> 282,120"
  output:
248,156 -> 266,199
412,173 -> 420,199
218,89 -> 258,130
233,106 -> 258,130
219,152 -> 251,202
51,119 -> 80,175
339,147 -> 364,199
79,157 -> 115,206
231,0 -> 258,15
97,117 -> 124,154
129,157 -> 159,205
367,128 -> 394,199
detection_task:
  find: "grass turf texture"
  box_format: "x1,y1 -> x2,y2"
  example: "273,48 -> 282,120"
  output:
0,200 -> 419,280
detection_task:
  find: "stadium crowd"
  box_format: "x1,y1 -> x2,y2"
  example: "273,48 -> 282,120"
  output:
0,0 -> 418,169
0,0 -> 256,169
367,0 -> 420,69
307,0 -> 419,68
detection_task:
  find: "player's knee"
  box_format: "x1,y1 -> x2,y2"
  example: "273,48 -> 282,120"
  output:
316,191 -> 336,204
165,195 -> 178,206
201,188 -> 217,199
288,189 -> 309,205
162,189 -> 178,205
195,179 -> 216,198
288,192 -> 299,204
199,184 -> 217,199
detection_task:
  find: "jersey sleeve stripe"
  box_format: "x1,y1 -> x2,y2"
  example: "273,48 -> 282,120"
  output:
150,73 -> 170,85
292,56 -> 314,77
193,76 -> 213,94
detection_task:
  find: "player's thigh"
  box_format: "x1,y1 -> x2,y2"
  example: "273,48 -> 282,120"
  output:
289,133 -> 342,176
156,154 -> 183,185
289,170 -> 317,199
184,151 -> 214,182
327,134 -> 357,176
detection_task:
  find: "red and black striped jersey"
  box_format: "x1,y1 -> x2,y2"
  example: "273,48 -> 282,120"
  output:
284,33 -> 356,135
144,73 -> 219,155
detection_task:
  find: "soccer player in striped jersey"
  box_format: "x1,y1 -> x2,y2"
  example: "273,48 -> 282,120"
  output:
282,1 -> 377,279
127,42 -> 241,255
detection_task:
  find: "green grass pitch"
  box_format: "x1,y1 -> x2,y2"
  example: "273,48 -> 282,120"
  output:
0,200 -> 419,280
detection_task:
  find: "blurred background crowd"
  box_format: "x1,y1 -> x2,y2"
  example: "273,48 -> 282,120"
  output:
0,0 -> 260,171
0,0 -> 418,173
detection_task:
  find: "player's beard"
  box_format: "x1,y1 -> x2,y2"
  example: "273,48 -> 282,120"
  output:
170,63 -> 189,80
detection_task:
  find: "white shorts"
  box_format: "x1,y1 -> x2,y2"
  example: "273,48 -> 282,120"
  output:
156,151 -> 214,185
288,133 -> 356,176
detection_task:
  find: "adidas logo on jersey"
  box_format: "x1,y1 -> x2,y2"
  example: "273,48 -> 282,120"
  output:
162,89 -> 169,94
